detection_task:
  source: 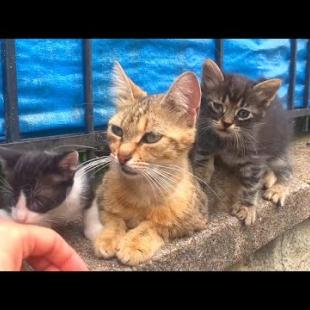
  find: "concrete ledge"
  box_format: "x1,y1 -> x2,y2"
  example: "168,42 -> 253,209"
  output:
61,138 -> 310,271
134,178 -> 310,271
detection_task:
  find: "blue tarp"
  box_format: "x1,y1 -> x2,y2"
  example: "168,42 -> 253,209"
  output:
0,39 -> 308,141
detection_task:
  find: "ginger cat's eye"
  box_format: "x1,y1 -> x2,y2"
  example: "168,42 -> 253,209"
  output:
111,125 -> 123,137
142,132 -> 162,144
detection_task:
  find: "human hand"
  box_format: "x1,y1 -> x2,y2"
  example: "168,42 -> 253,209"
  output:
0,219 -> 88,271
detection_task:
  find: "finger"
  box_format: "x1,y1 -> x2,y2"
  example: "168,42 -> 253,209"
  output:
23,225 -> 89,271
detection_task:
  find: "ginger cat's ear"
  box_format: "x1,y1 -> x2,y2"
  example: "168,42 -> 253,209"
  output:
112,62 -> 147,109
163,72 -> 201,127
202,59 -> 224,90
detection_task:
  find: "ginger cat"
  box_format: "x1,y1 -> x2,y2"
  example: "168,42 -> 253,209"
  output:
93,62 -> 208,266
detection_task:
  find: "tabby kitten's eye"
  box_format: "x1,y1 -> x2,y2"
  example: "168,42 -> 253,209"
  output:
142,132 -> 162,144
237,109 -> 251,120
210,101 -> 223,114
111,125 -> 123,137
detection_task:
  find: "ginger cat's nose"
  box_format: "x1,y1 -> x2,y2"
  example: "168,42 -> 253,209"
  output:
118,153 -> 131,165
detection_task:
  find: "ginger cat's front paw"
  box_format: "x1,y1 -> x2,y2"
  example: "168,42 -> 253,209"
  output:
231,202 -> 256,226
263,183 -> 288,207
116,227 -> 164,266
94,230 -> 123,259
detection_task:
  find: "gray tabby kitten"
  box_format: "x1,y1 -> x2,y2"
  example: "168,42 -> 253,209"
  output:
193,59 -> 293,225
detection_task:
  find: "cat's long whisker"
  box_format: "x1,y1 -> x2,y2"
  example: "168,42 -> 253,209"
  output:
80,160 -> 110,173
139,169 -> 157,202
77,156 -> 112,172
235,131 -> 243,156
242,129 -> 259,151
51,144 -> 98,151
130,163 -> 166,198
76,159 -> 111,177
147,167 -> 174,197
0,176 -> 13,190
77,157 -> 111,172
150,168 -> 177,192
135,164 -> 182,191
92,161 -> 112,176
148,170 -> 169,197
144,170 -> 166,199
148,163 -> 221,201
240,132 -> 246,157
151,168 -> 179,188
149,165 -> 188,193
197,121 -> 213,137
0,182 -> 12,192
0,187 -> 13,195
77,156 -> 111,168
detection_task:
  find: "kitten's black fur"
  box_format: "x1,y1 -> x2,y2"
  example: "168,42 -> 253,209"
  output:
193,59 -> 293,225
0,147 -> 94,226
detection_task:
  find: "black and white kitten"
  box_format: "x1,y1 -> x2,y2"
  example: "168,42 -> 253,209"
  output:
193,59 -> 293,225
0,147 -> 103,240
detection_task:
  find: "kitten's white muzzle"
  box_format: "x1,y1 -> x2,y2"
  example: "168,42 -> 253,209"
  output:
11,191 -> 41,224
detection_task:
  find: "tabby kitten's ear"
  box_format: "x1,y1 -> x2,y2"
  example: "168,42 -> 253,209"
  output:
252,79 -> 282,107
112,61 -> 147,109
202,59 -> 224,90
163,72 -> 201,127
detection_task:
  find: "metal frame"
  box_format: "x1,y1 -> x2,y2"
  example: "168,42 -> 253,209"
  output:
287,39 -> 310,118
287,39 -> 297,111
3,130 -> 109,153
215,39 -> 223,70
0,38 -> 309,151
1,39 -> 20,142
303,39 -> 310,109
83,39 -> 94,133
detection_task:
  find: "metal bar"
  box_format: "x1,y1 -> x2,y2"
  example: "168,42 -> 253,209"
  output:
303,39 -> 310,108
215,39 -> 223,70
83,39 -> 94,133
287,107 -> 310,118
0,131 -> 110,154
1,39 -> 20,142
287,39 -> 297,110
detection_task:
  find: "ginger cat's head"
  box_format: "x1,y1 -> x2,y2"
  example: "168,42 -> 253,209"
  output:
107,62 -> 201,179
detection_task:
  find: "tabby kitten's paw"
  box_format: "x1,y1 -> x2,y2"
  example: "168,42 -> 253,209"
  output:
231,203 -> 256,226
263,183 -> 288,207
94,231 -> 123,259
116,230 -> 164,266
263,170 -> 277,189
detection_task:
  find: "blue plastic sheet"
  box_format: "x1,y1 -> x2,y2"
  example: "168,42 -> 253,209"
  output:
0,39 -> 308,140
92,39 -> 215,128
15,39 -> 84,137
223,39 -> 291,106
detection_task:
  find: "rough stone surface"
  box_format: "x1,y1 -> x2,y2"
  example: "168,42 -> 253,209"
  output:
58,136 -> 310,271
228,218 -> 310,271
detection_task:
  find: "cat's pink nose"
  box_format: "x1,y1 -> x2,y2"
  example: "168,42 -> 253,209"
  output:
118,153 -> 131,165
222,120 -> 233,129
